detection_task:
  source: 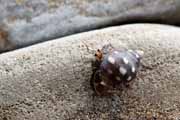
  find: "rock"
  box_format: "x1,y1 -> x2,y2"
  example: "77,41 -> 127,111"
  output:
0,24 -> 180,119
0,26 -> 14,52
1,0 -> 180,52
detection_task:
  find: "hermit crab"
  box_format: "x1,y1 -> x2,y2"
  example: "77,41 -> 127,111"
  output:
91,44 -> 144,95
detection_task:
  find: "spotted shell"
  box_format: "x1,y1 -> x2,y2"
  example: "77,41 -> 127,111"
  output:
92,47 -> 143,95
100,49 -> 142,83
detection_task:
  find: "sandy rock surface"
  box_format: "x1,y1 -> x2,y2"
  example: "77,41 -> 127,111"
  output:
1,0 -> 180,51
0,24 -> 180,119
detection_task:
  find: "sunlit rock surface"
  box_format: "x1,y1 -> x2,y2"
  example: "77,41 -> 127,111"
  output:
0,24 -> 180,120
0,0 -> 180,51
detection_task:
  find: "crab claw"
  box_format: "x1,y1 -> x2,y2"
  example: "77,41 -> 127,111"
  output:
95,49 -> 103,61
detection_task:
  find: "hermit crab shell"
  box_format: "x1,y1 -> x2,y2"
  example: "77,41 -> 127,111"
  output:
100,49 -> 143,83
92,46 -> 144,95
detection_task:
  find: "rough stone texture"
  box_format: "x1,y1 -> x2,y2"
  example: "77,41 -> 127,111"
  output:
0,24 -> 180,119
1,0 -> 180,51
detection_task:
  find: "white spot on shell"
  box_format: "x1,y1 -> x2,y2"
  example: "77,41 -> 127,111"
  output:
123,57 -> 129,64
128,49 -> 133,53
100,81 -> 106,86
127,76 -> 132,81
119,66 -> 127,75
135,53 -> 140,58
116,76 -> 121,81
114,51 -> 119,54
131,66 -> 136,73
108,56 -> 115,64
